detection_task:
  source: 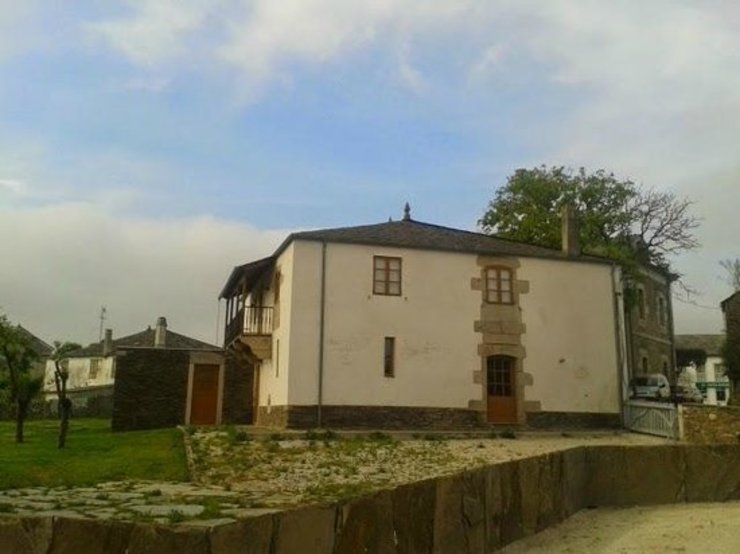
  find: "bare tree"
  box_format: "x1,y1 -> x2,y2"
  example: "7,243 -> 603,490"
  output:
629,188 -> 700,267
720,258 -> 740,291
51,341 -> 80,449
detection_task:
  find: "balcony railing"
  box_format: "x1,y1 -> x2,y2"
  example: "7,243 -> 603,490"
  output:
224,306 -> 273,347
244,306 -> 273,335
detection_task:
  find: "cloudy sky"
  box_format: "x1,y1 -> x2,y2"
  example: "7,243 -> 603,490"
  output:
1,1 -> 738,345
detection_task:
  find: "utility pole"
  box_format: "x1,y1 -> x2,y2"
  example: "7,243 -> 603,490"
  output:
98,306 -> 107,341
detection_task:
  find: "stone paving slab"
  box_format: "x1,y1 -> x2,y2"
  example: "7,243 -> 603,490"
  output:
0,481 -> 246,525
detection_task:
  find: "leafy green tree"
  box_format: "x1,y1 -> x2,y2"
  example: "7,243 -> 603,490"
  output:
0,314 -> 44,443
51,341 -> 81,449
479,166 -> 699,270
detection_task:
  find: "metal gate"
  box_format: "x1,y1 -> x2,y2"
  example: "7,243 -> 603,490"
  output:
624,400 -> 680,439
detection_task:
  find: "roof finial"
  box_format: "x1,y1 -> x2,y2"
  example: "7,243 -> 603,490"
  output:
403,202 -> 411,221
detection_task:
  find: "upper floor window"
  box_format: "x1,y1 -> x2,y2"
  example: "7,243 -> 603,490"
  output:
637,287 -> 646,319
657,295 -> 666,326
373,256 -> 402,296
485,267 -> 513,304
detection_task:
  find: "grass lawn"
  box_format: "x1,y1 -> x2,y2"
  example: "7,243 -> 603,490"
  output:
0,418 -> 189,490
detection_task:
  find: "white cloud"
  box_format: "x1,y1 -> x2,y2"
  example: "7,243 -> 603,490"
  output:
0,203 -> 286,345
88,0 -> 217,66
0,3 -> 43,61
0,178 -> 24,193
396,42 -> 426,94
122,76 -> 171,93
89,0 -> 473,96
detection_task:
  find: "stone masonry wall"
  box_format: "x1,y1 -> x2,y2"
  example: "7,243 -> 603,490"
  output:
1,444 -> 738,553
256,405 -> 481,429
682,404 -> 740,444
221,354 -> 254,425
111,349 -> 190,432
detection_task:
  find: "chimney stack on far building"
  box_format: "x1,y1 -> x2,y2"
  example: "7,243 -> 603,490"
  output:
103,328 -> 113,356
561,204 -> 580,257
154,317 -> 167,347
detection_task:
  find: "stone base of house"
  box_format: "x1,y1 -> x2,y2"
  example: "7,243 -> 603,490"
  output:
525,411 -> 622,429
255,405 -> 624,430
255,405 -> 482,429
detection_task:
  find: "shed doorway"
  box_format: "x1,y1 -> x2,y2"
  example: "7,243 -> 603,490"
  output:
487,355 -> 517,424
190,364 -> 220,425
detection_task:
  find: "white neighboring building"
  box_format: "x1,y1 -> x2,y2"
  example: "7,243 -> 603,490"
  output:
675,334 -> 731,406
220,207 -> 629,429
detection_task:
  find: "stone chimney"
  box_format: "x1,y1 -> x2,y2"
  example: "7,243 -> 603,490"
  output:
103,329 -> 113,356
561,204 -> 580,256
154,317 -> 167,347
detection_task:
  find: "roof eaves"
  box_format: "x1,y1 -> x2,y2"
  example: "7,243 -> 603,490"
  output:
219,256 -> 275,299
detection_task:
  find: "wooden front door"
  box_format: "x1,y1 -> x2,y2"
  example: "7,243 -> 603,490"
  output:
190,364 -> 220,425
487,355 -> 517,424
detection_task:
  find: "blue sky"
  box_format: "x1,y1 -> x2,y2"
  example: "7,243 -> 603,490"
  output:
1,1 -> 738,343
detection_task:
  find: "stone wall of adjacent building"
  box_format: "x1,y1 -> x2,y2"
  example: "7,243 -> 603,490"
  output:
682,404 -> 740,444
627,268 -> 675,380
221,355 -> 254,425
723,292 -> 740,406
111,349 -> 190,432
2,444 -> 739,553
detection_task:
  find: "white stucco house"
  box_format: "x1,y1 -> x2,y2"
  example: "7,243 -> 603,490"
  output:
676,334 -> 731,406
220,206 -> 629,429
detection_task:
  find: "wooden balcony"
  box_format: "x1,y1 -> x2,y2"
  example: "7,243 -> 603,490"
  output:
224,306 -> 273,362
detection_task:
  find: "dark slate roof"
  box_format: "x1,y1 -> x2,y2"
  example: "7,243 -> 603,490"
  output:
279,218 -> 610,262
69,328 -> 221,358
219,218 -> 612,298
16,326 -> 53,357
675,334 -> 724,356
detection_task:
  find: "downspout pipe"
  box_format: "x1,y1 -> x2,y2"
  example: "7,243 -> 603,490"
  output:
611,264 -> 627,425
317,241 -> 327,428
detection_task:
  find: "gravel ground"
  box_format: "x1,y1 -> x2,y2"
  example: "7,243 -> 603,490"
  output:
187,429 -> 667,507
500,502 -> 740,553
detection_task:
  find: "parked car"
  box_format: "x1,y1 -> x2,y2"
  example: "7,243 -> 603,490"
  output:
670,385 -> 703,404
630,374 -> 670,401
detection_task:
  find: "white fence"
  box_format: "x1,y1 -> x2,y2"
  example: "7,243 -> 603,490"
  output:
624,400 -> 680,439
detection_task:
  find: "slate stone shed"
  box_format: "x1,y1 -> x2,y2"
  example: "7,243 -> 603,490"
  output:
110,317 -> 254,431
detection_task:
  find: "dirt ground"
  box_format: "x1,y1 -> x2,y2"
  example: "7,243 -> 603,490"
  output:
501,502 -> 740,553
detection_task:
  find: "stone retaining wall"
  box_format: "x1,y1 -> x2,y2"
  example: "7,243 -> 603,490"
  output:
681,404 -> 740,444
2,444 -> 739,553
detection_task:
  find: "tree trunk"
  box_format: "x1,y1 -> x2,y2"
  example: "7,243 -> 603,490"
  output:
58,399 -> 71,449
15,400 -> 28,443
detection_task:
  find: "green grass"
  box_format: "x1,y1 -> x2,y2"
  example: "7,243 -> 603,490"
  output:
0,419 -> 189,490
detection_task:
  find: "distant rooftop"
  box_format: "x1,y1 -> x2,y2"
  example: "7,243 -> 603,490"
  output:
69,326 -> 221,358
16,325 -> 53,357
675,334 -> 724,356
